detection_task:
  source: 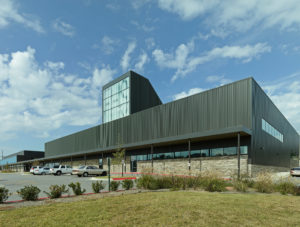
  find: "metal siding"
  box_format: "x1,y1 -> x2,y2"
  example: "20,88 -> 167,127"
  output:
251,80 -> 299,167
45,78 -> 252,157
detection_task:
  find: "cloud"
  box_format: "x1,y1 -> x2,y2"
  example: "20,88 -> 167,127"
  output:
206,75 -> 232,85
262,73 -> 300,133
53,18 -> 75,37
0,0 -> 44,33
173,87 -> 206,100
100,36 -> 119,55
0,47 -> 115,141
120,41 -> 136,72
131,20 -> 155,32
153,42 -> 271,82
92,65 -> 116,88
145,38 -> 155,49
131,0 -> 151,9
134,51 -> 149,72
157,0 -> 300,33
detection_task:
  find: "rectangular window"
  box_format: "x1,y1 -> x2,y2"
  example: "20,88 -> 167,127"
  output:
175,151 -> 189,158
262,118 -> 283,142
240,146 -> 248,155
211,148 -> 223,157
224,147 -> 237,156
190,150 -> 201,158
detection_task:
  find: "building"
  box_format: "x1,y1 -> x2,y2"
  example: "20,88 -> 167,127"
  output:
0,150 -> 44,171
8,71 -> 300,176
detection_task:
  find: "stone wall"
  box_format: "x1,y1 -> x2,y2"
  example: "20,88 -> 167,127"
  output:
248,164 -> 289,177
138,156 -> 248,177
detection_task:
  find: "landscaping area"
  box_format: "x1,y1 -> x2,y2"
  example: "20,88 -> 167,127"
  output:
1,191 -> 300,226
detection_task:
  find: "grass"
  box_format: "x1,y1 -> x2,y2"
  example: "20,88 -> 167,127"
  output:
1,191 -> 300,226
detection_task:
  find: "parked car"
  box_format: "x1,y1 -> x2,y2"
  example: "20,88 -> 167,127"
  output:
49,165 -> 72,176
30,166 -> 42,174
72,165 -> 107,177
290,167 -> 300,177
33,167 -> 50,175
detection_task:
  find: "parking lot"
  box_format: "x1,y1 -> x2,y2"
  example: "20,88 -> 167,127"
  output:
0,173 -> 111,201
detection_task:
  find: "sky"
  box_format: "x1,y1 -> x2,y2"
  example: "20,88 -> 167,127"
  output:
1,0 -> 300,156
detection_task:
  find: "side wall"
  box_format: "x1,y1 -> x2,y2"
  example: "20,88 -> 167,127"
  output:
251,80 -> 299,168
45,78 -> 252,157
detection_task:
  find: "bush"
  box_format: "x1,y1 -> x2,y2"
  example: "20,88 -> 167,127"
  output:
254,172 -> 274,193
44,185 -> 69,199
293,185 -> 300,196
68,182 -> 86,195
0,187 -> 9,203
17,185 -> 40,201
137,175 -> 159,190
204,178 -> 226,192
275,180 -> 295,195
110,181 -> 120,191
92,181 -> 105,193
122,179 -> 134,190
233,181 -> 248,192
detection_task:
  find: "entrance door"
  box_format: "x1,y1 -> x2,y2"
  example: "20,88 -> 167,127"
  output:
130,156 -> 137,172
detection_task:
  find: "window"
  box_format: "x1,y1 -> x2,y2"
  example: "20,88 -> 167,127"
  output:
262,119 -> 283,142
240,146 -> 248,155
103,77 -> 130,123
211,148 -> 223,157
175,151 -> 189,158
200,149 -> 209,157
224,147 -> 237,156
190,150 -> 201,158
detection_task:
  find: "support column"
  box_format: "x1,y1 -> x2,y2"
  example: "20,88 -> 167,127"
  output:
124,150 -> 126,173
151,145 -> 154,173
84,154 -> 86,165
237,132 -> 241,179
71,156 -> 73,167
188,140 -> 191,172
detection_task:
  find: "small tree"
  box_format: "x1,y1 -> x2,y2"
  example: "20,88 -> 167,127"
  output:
92,181 -> 105,193
44,185 -> 69,199
68,182 -> 86,195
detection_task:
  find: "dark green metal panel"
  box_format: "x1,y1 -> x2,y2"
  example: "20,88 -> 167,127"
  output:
45,78 -> 252,158
130,71 -> 162,114
251,80 -> 299,168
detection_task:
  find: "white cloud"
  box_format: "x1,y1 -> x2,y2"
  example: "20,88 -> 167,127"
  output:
92,65 -> 115,88
262,73 -> 300,133
131,0 -> 151,9
53,18 -> 75,37
131,20 -> 154,32
158,0 -> 300,33
0,0 -> 44,33
0,47 -> 115,141
153,42 -> 271,82
134,52 -> 149,72
173,87 -> 206,100
100,36 -> 119,55
206,75 -> 232,85
145,38 -> 155,49
120,42 -> 136,72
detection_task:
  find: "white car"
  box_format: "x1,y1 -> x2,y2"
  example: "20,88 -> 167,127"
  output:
33,167 -> 51,175
30,166 -> 42,174
290,167 -> 300,177
50,165 -> 72,176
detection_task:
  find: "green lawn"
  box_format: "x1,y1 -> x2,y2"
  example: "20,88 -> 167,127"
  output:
1,191 -> 300,226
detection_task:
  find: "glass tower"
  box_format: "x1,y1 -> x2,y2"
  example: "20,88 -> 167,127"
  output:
102,76 -> 130,123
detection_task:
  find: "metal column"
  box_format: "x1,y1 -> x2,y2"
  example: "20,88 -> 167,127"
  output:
151,145 -> 154,173
237,132 -> 241,179
188,140 -> 191,172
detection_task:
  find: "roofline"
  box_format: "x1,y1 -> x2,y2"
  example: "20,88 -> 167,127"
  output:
17,126 -> 251,164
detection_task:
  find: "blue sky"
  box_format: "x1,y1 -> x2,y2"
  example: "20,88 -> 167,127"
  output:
1,0 -> 300,156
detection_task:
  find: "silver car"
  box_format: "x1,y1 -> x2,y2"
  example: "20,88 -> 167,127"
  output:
72,165 -> 107,177
33,167 -> 51,175
290,167 -> 300,177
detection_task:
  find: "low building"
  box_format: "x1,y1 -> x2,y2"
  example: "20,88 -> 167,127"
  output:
0,150 -> 44,171
11,71 -> 300,176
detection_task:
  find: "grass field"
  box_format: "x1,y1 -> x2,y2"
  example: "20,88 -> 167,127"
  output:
1,191 -> 300,226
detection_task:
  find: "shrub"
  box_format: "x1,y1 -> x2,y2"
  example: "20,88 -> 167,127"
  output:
122,179 -> 134,190
137,175 -> 159,190
0,187 -> 9,203
233,181 -> 248,192
17,185 -> 40,201
275,180 -> 295,195
293,185 -> 300,196
68,182 -> 86,195
92,181 -> 105,193
110,181 -> 120,191
254,172 -> 274,193
204,178 -> 226,192
44,185 -> 69,199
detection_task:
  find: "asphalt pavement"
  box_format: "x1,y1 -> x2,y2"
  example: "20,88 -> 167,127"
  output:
0,173 -> 111,201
